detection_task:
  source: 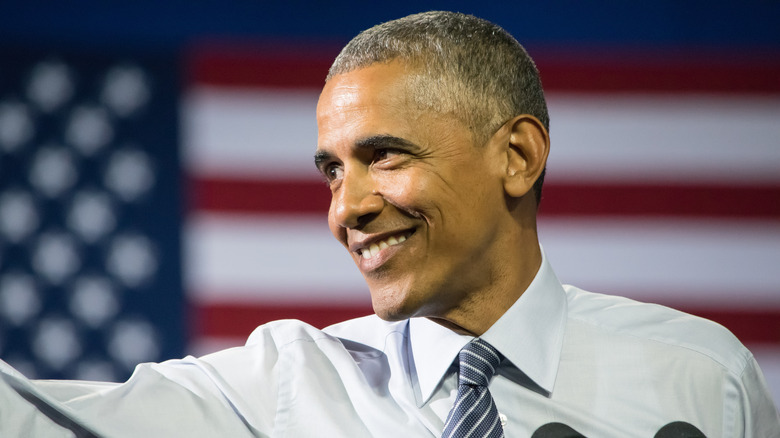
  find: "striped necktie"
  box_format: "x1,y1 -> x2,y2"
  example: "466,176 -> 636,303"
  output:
442,339 -> 505,438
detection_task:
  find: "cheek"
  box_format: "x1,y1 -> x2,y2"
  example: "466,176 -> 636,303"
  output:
375,171 -> 418,207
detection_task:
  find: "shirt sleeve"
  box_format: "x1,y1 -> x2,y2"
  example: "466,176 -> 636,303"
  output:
0,326 -> 282,437
731,355 -> 780,437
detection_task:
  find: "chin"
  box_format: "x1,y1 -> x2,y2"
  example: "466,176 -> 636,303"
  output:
370,288 -> 419,322
371,301 -> 413,321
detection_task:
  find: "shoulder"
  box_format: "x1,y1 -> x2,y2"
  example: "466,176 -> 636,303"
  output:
243,315 -> 406,352
563,285 -> 753,375
323,314 -> 408,351
244,319 -> 336,349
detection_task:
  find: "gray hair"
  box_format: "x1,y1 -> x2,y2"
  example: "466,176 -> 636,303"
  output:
327,11 -> 548,204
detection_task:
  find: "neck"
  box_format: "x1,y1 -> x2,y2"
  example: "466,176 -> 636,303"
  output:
428,232 -> 542,336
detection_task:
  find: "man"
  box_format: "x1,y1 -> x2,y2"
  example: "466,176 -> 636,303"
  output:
1,10 -> 778,437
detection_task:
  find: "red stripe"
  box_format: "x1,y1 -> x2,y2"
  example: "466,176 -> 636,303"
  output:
189,176 -> 780,218
189,45 -> 780,93
533,49 -> 780,94
689,308 -> 780,346
191,302 -> 374,337
191,302 -> 780,345
189,177 -> 330,215
539,183 -> 780,218
187,43 -> 339,89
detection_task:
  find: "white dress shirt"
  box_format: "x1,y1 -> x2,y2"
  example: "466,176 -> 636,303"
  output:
1,252 -> 778,437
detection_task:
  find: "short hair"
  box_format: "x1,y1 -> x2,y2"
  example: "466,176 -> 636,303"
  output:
327,11 -> 549,204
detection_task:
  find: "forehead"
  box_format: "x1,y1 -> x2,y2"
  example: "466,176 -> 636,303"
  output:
316,62 -> 423,145
319,61 -> 411,107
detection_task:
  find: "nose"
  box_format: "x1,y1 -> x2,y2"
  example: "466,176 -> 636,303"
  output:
330,168 -> 383,229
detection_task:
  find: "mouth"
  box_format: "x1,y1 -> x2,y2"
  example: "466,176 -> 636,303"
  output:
355,230 -> 415,260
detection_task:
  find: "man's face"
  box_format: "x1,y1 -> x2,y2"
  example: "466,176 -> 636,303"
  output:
315,61 -> 511,322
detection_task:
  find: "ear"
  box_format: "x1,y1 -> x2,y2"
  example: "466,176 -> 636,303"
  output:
500,115 -> 549,199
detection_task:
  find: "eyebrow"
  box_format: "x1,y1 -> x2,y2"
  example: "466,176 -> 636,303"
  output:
355,134 -> 418,151
313,150 -> 332,169
314,134 -> 419,170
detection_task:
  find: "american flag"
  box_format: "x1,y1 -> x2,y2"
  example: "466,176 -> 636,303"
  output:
1,43 -> 779,404
0,47 -> 184,381
183,45 -> 780,402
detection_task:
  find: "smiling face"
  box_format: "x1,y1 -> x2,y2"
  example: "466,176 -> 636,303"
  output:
316,61 -> 530,332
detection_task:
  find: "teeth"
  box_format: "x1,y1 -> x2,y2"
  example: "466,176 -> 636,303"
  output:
360,233 -> 409,259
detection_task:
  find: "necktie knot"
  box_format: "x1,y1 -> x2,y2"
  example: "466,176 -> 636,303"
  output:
458,339 -> 502,388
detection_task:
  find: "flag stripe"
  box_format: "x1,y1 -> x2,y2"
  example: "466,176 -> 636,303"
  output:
184,89 -> 780,183
539,218 -> 780,298
184,214 -> 366,302
187,44 -> 336,89
191,302 -> 780,345
190,176 -> 780,219
187,214 -> 780,304
189,47 -> 780,93
190,177 -> 329,214
535,51 -> 780,94
192,303 -> 372,338
540,183 -> 780,218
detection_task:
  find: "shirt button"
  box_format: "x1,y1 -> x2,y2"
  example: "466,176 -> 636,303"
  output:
499,413 -> 507,427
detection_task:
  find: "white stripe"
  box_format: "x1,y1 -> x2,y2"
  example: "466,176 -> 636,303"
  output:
484,412 -> 501,437
540,218 -> 780,307
184,87 -> 780,183
446,389 -> 488,438
443,391 -> 469,438
460,362 -> 489,386
473,341 -> 501,363
463,349 -> 496,374
751,344 -> 780,405
185,213 -> 367,304
464,402 -> 493,438
187,214 -> 780,307
547,94 -> 780,183
183,86 -> 321,179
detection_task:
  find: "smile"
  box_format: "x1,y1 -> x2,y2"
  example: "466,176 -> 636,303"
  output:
357,231 -> 413,259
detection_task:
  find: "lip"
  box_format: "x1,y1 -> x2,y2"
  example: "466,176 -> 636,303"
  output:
349,228 -> 416,271
348,228 -> 415,253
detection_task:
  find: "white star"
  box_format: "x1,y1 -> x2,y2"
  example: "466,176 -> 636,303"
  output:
28,145 -> 78,198
0,101 -> 34,152
67,189 -> 117,242
106,233 -> 158,287
74,359 -> 118,382
0,272 -> 42,326
104,147 -> 155,202
69,275 -> 120,328
65,105 -> 114,156
32,231 -> 82,284
101,64 -> 151,117
32,317 -> 82,370
0,189 -> 40,243
26,59 -> 75,113
108,318 -> 160,370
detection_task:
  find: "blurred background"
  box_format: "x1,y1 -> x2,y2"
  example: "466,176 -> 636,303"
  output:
0,0 -> 778,402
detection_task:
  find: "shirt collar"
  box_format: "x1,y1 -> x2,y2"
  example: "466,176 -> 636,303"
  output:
409,249 -> 567,406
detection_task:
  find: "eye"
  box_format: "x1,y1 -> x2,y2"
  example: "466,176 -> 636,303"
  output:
323,163 -> 344,184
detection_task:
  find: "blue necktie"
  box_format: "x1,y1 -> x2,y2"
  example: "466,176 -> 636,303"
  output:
442,339 -> 505,438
